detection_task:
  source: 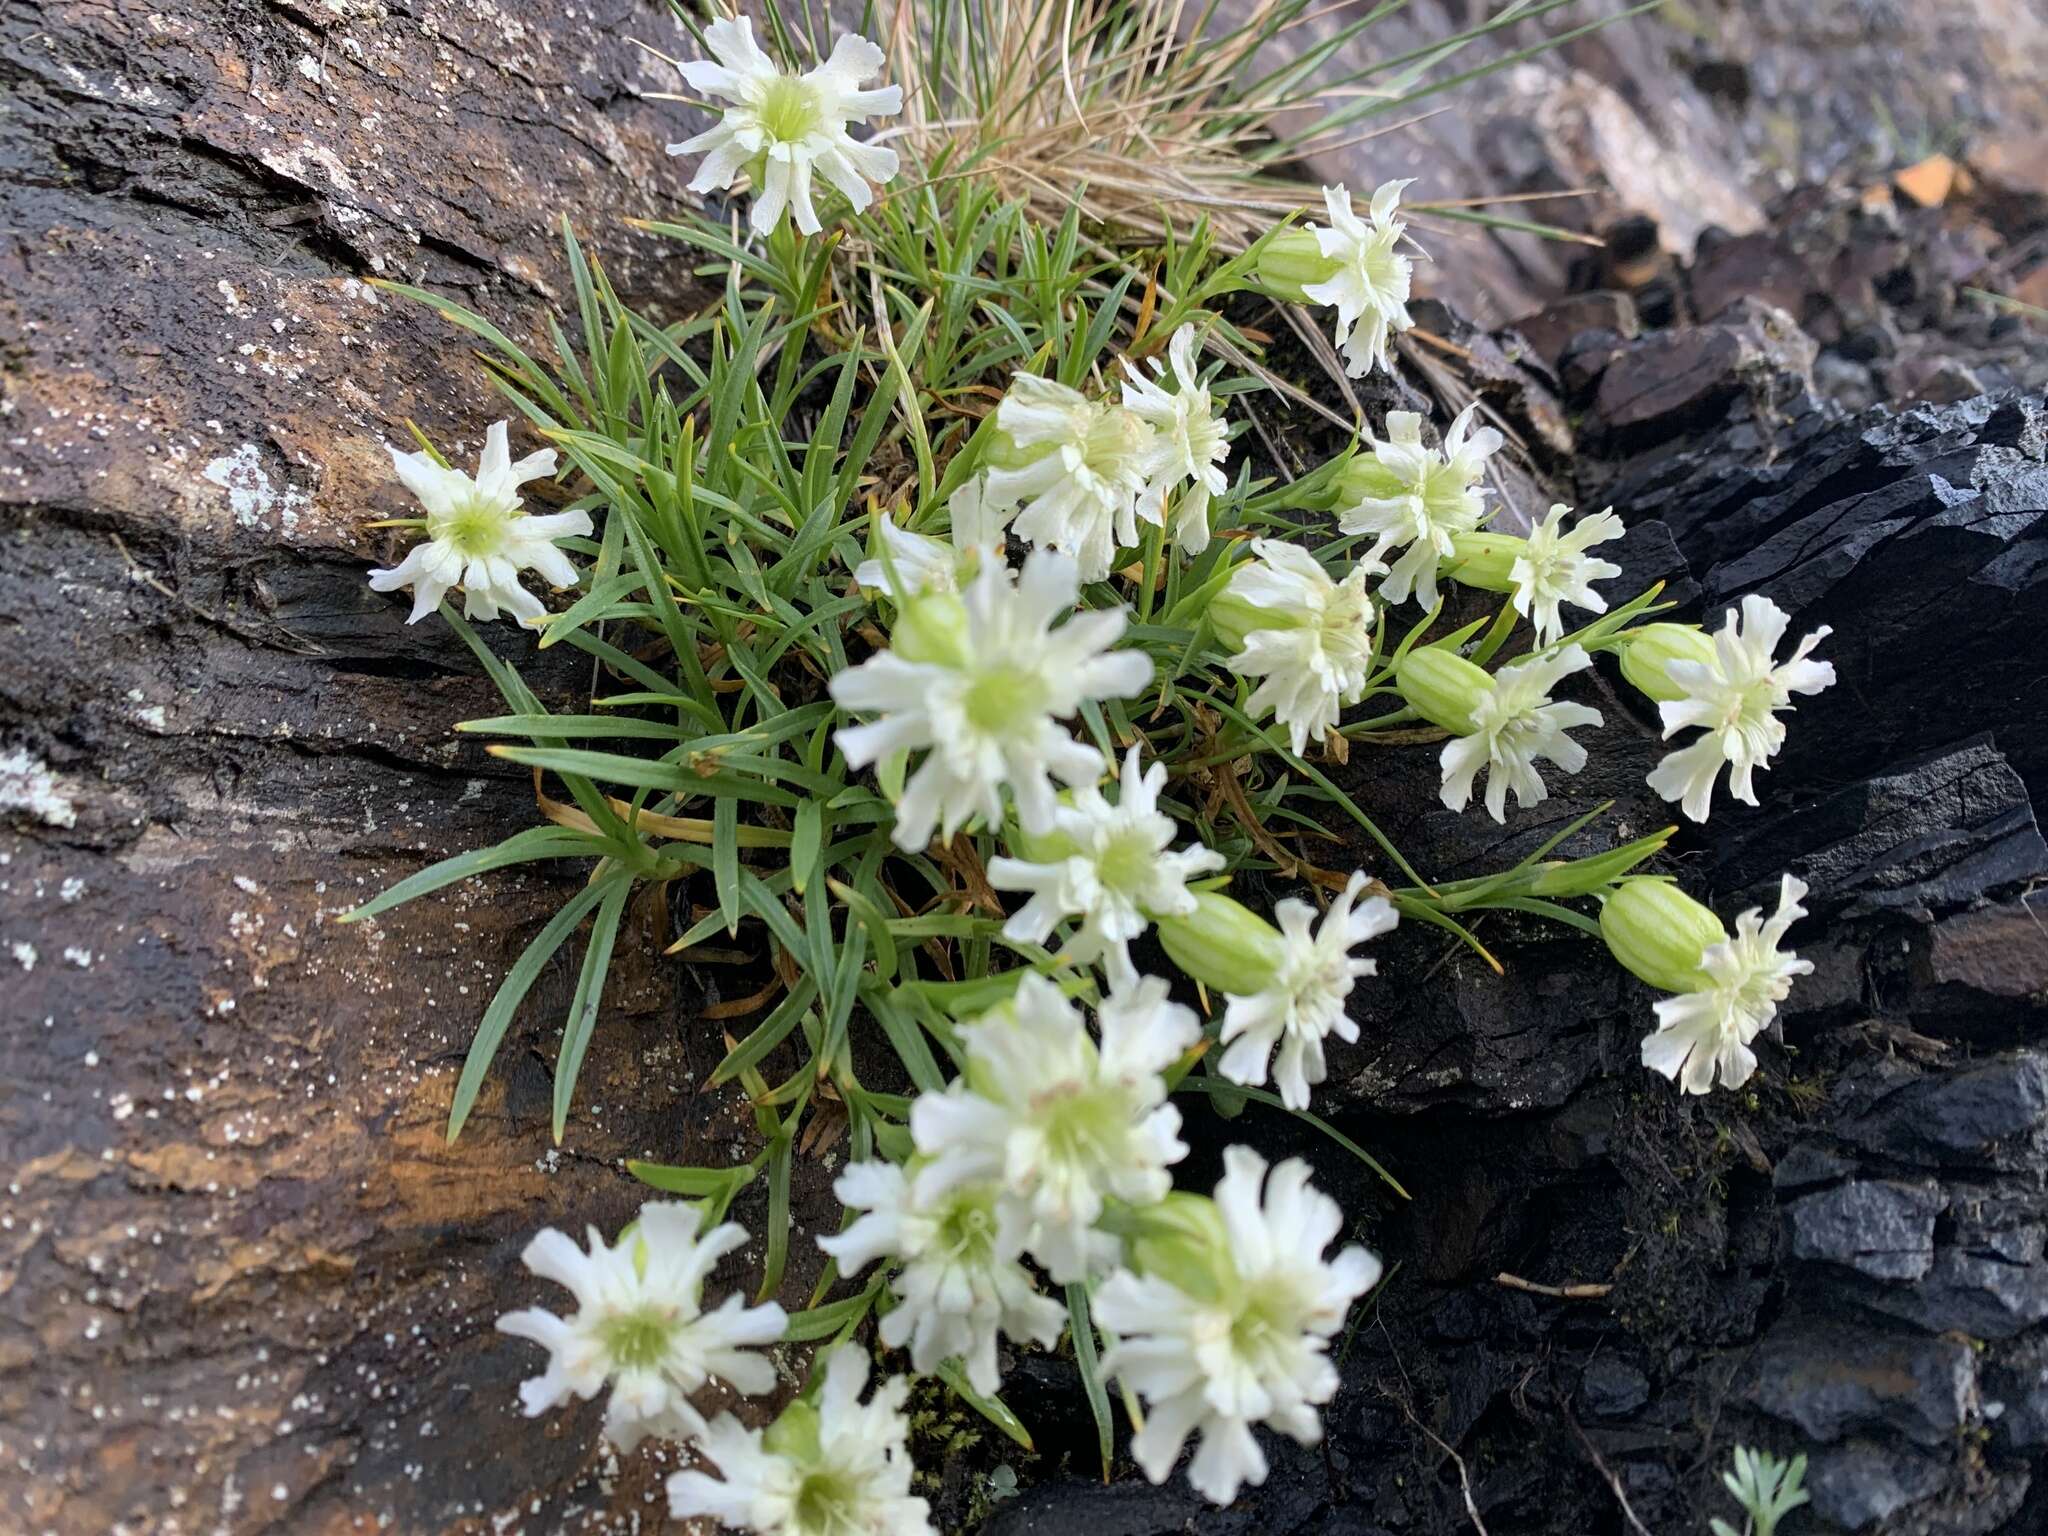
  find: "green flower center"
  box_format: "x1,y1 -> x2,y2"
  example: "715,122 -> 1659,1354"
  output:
1227,1288 -> 1300,1363
597,1308 -> 675,1370
1082,404 -> 1147,475
936,1196 -> 999,1265
793,1468 -> 866,1535
1035,1082 -> 1127,1167
429,494 -> 511,559
962,666 -> 1049,735
1093,827 -> 1157,896
758,77 -> 823,144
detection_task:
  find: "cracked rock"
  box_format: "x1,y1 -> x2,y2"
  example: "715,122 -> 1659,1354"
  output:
1786,1178 -> 1947,1280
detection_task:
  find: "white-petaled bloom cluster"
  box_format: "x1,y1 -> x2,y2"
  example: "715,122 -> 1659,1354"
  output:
1216,872 -> 1397,1111
1640,876 -> 1814,1093
1338,404 -> 1502,611
1645,595 -> 1836,823
853,476 -> 1008,599
1438,644 -> 1603,823
368,420 -> 587,627
1508,502 -> 1626,645
911,972 -> 1198,1282
820,1160 -> 1065,1395
496,1202 -> 786,1451
1300,181 -> 1417,379
668,18 -> 902,236
829,550 -> 1153,850
1216,540 -> 1384,755
988,744 -> 1225,987
667,1346 -> 935,1536
1121,324 -> 1233,556
1097,1148 -> 1383,1504
984,374 -> 1154,583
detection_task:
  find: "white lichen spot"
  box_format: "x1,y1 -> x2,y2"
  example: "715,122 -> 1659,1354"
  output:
200,443 -> 312,533
10,941 -> 36,972
0,747 -> 78,828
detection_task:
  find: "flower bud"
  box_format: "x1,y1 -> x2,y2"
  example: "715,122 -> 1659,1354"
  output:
1394,647 -> 1490,735
1599,877 -> 1725,994
1154,891 -> 1286,997
1618,624 -> 1717,704
1333,451 -> 1409,509
1446,531 -> 1524,594
1253,228 -> 1343,304
890,588 -> 970,668
1206,586 -> 1303,652
1118,1191 -> 1233,1306
762,1398 -> 823,1460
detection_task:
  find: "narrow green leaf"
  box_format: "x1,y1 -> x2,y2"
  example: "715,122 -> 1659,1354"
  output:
552,878 -> 631,1143
1067,1282 -> 1115,1480
449,874 -> 619,1141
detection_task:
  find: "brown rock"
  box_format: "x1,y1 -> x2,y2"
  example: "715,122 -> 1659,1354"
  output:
0,1 -> 839,1532
1590,298 -> 1817,441
1688,231 -> 1815,323
1506,291 -> 1641,372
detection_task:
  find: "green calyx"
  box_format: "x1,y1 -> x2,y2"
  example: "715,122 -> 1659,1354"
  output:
1619,624 -> 1717,705
891,589 -> 971,669
1154,891 -> 1286,996
1207,586 -> 1302,652
1446,531 -> 1525,594
1599,877 -> 1725,994
1394,647 -> 1492,735
1254,228 -> 1342,304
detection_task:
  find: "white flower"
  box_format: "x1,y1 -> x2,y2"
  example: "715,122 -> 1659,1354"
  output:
1121,324 -> 1231,555
1097,1148 -> 1382,1505
667,18 -> 902,236
495,1202 -> 787,1451
1216,871 -> 1396,1111
830,550 -> 1153,850
1439,644 -> 1603,823
984,374 -> 1154,582
988,744 -> 1225,988
911,972 -> 1198,1282
820,1162 -> 1064,1395
667,1347 -> 934,1536
368,420 -> 586,626
1511,502 -> 1626,644
1647,595 -> 1836,823
853,476 -> 1008,598
1641,876 -> 1813,1093
1300,181 -> 1418,378
1338,404 -> 1502,611
1221,541 -> 1384,755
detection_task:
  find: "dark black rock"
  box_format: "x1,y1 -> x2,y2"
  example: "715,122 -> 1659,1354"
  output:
1861,1184 -> 2048,1340
1838,1053 -> 2048,1169
1985,1336 -> 2048,1452
1709,736 -> 2048,919
1806,1439 -> 1950,1530
1579,1354 -> 1650,1417
1742,1319 -> 1976,1447
1785,1178 -> 1947,1280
